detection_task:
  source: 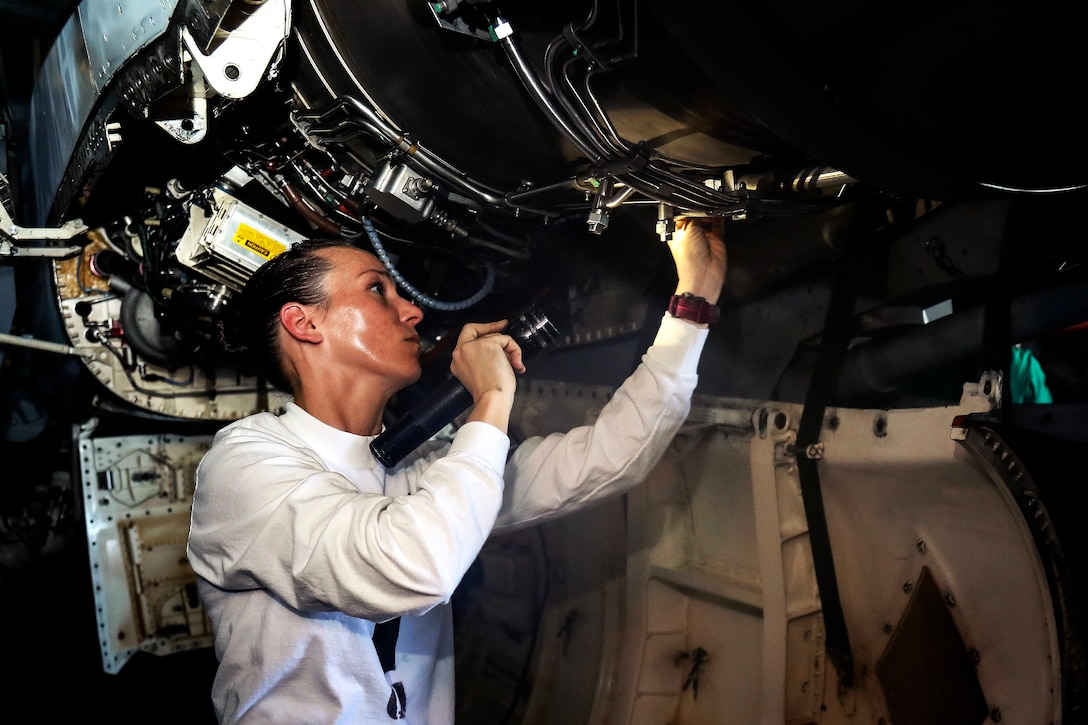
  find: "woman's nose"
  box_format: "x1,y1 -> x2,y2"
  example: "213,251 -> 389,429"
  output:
399,296 -> 423,325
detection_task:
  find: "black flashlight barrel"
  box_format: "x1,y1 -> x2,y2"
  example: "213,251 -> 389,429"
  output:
369,378 -> 473,469
370,306 -> 560,468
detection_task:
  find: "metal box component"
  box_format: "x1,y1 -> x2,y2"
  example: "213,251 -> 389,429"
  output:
174,187 -> 307,291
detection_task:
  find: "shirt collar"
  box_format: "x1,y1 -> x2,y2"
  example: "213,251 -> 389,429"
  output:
279,401 -> 379,474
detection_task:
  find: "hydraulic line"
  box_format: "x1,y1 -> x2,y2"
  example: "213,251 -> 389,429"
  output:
362,217 -> 493,311
295,98 -> 510,212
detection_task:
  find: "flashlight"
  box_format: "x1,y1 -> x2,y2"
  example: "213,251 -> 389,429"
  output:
370,305 -> 561,468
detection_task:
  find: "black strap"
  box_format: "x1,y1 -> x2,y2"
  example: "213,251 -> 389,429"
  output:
374,617 -> 406,719
792,204 -> 886,690
373,617 -> 401,673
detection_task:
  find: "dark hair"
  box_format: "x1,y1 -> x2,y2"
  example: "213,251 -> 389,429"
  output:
225,238 -> 366,392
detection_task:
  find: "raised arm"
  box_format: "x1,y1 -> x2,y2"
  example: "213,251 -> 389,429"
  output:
494,215 -> 728,530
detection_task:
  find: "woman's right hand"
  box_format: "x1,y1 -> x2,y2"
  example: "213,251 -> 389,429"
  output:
450,320 -> 525,432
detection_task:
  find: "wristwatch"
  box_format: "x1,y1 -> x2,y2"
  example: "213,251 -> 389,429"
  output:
668,292 -> 720,325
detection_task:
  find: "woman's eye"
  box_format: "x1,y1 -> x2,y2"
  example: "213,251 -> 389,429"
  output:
368,282 -> 385,295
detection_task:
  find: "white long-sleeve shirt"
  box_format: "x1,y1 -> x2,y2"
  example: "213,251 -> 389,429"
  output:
186,314 -> 707,724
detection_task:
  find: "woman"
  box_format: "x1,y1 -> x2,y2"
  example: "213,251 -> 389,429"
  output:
187,218 -> 726,723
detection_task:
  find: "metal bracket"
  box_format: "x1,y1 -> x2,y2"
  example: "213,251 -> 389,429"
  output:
428,1 -> 510,41
153,50 -> 209,144
1,175 -> 87,258
182,0 -> 292,100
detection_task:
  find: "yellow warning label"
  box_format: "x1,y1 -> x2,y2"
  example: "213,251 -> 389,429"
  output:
233,223 -> 289,262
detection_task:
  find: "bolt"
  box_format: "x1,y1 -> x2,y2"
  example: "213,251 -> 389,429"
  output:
586,208 -> 609,234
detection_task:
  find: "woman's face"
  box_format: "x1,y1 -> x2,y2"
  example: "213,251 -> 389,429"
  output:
312,246 -> 425,390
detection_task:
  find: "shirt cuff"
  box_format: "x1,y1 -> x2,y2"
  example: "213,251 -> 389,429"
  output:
646,313 -> 709,377
449,420 -> 511,473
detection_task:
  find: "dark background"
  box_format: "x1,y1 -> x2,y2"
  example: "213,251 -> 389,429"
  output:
1,2 -> 219,721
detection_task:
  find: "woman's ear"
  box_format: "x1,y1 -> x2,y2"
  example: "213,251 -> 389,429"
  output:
280,303 -> 323,344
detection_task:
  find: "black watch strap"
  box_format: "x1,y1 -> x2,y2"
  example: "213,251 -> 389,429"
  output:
668,293 -> 720,324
